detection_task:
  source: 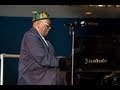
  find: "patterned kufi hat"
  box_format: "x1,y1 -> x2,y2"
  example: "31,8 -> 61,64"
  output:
32,11 -> 50,22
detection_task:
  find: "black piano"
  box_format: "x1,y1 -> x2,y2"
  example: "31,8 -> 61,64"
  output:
60,19 -> 120,87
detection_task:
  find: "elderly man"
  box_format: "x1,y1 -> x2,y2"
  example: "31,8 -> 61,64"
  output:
17,11 -> 65,85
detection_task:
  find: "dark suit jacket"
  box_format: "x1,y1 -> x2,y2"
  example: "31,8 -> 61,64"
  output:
17,27 -> 59,85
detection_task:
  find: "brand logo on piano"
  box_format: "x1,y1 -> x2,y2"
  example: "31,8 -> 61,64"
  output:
84,58 -> 108,64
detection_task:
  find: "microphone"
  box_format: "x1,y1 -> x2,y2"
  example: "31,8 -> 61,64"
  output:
64,21 -> 86,27
64,21 -> 78,27
64,20 -> 98,30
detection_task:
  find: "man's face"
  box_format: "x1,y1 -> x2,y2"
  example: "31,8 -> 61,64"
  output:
40,19 -> 51,37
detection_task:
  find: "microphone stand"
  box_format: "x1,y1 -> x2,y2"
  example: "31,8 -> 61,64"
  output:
69,25 -> 75,85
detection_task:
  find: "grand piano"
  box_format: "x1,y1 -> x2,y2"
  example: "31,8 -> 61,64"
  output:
60,19 -> 120,86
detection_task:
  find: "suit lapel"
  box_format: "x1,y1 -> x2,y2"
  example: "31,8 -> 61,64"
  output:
31,28 -> 54,54
47,40 -> 54,54
31,28 -> 50,53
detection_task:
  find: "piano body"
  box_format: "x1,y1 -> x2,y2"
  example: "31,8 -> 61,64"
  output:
60,19 -> 120,86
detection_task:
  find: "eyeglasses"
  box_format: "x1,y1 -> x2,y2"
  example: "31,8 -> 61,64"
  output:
42,22 -> 51,30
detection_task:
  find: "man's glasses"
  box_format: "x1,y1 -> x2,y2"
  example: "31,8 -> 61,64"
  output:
42,22 -> 51,30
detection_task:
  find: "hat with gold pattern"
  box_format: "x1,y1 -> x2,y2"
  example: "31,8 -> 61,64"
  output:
32,11 -> 50,22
